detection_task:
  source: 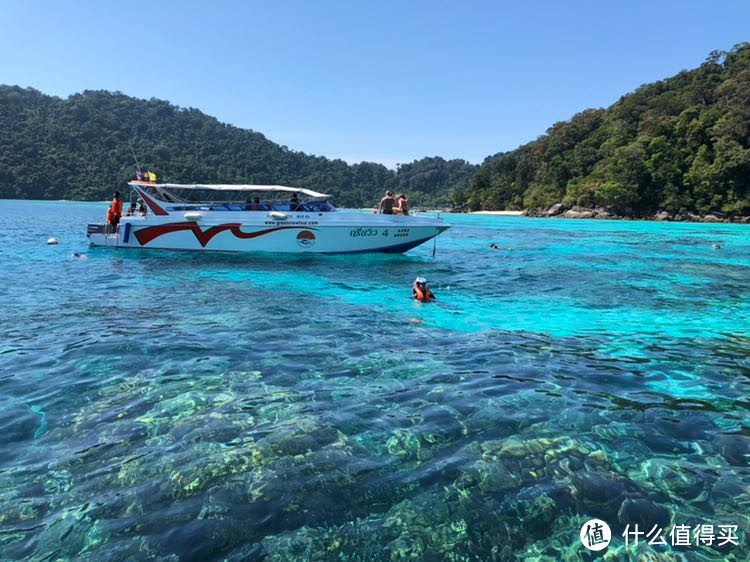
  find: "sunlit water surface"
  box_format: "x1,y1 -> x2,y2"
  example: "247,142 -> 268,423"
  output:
1,200 -> 749,560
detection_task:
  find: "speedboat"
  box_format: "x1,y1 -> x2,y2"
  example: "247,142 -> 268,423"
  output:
87,182 -> 450,254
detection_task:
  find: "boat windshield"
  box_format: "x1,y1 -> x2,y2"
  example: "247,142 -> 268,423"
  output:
165,200 -> 337,212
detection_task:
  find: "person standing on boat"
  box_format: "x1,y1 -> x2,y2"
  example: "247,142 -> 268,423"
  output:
290,192 -> 301,211
380,191 -> 395,214
107,191 -> 123,232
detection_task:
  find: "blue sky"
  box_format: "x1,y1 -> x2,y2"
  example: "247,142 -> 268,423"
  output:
2,1 -> 748,167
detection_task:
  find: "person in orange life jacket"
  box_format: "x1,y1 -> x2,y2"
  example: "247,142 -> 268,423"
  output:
412,276 -> 435,302
107,191 -> 124,231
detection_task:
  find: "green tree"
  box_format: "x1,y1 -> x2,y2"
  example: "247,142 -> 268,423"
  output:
466,43 -> 750,216
0,87 -> 476,206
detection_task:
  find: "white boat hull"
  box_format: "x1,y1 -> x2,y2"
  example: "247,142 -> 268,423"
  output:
89,211 -> 449,254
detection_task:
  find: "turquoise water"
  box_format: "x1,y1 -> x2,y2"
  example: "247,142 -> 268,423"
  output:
1,200 -> 749,560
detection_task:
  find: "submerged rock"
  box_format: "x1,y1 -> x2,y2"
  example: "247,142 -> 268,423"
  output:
466,435 -> 614,496
617,498 -> 671,529
263,416 -> 343,457
570,471 -> 630,520
714,433 -> 750,467
639,458 -> 708,503
649,411 -> 715,441
497,483 -> 563,535
640,433 -> 691,454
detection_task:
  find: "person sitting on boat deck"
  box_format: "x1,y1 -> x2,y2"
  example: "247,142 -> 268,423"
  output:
413,276 -> 436,302
125,201 -> 137,216
380,191 -> 395,214
290,193 -> 302,211
137,198 -> 147,216
107,191 -> 124,232
394,194 -> 409,215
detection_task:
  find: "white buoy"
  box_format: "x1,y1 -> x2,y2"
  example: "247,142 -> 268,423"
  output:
47,237 -> 59,245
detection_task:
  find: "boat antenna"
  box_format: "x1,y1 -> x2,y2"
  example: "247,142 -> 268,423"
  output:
128,140 -> 142,174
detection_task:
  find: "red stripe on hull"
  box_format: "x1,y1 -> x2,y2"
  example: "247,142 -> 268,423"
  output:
133,223 -> 309,247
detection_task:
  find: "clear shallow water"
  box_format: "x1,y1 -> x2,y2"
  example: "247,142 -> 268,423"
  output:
1,200 -> 749,560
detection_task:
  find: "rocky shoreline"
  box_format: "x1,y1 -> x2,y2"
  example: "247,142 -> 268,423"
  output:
520,204 -> 750,223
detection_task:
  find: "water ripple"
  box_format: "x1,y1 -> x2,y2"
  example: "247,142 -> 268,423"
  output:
0,202 -> 749,560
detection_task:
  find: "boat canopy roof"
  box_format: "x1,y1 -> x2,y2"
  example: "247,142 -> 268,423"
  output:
129,181 -> 330,199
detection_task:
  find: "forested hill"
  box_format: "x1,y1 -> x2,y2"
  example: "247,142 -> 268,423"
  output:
0,87 -> 477,207
456,43 -> 750,217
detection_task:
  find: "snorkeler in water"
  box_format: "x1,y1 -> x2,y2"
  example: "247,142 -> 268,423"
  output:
412,276 -> 435,302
